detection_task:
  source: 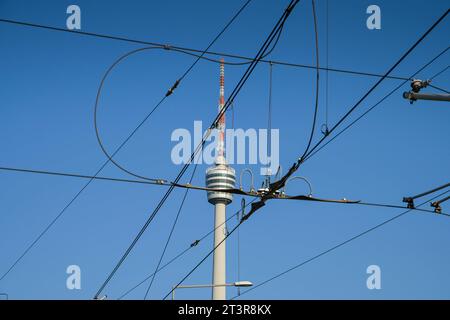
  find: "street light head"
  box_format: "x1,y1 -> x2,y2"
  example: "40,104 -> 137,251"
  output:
234,281 -> 253,287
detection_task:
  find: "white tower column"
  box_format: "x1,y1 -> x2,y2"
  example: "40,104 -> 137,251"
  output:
206,59 -> 234,300
212,202 -> 226,300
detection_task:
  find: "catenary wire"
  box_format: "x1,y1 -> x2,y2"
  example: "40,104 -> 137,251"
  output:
324,0 -> 330,130
0,18 -> 424,81
94,11 -> 287,182
94,0 -> 254,182
300,9 -> 449,165
299,0 -> 320,160
303,45 -> 450,163
0,0 -> 252,285
94,0 -> 300,298
117,198 -> 257,299
163,189 -> 450,300
231,189 -> 450,299
430,65 -> 449,80
162,9 -> 449,299
428,83 -> 449,94
143,164 -> 198,299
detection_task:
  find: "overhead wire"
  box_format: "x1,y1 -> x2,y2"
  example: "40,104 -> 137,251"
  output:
0,0 -> 253,285
430,65 -> 449,80
94,0 -> 254,182
299,0 -> 320,160
231,188 -> 450,299
1,4 -> 447,296
299,9 -> 449,167
268,62 -> 273,159
428,83 -> 449,94
0,18 -> 425,81
161,0 -> 308,300
0,166 -> 164,186
161,7 -> 449,300
94,7 -> 287,181
162,187 -> 450,300
303,45 -> 450,163
324,0 -> 330,132
94,0 -> 300,299
117,198 -> 257,299
143,163 -> 198,299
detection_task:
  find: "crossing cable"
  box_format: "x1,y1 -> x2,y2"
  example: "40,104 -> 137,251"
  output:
276,197 -> 450,217
162,188 -> 449,300
236,200 -> 242,297
240,0 -> 320,209
428,84 -> 449,94
230,188 -> 450,299
0,18 -> 423,81
161,10 -> 449,299
95,0 -> 253,181
94,11 -> 287,181
299,9 -> 449,165
431,195 -> 450,213
157,0 -> 301,299
268,10 -> 449,190
323,0 -> 330,133
430,65 -> 449,81
0,164 -> 448,216
3,164 -> 445,217
0,166 -> 165,186
118,194 -> 445,299
428,65 -> 449,93
143,164 -> 198,299
299,0 -> 320,160
267,61 -> 273,173
117,198 -> 257,299
403,182 -> 450,208
94,0 -> 301,299
0,0 -> 252,285
303,45 -> 450,163
162,206 -> 246,300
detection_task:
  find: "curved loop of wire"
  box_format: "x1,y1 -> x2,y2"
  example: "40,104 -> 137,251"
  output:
285,176 -> 313,197
239,168 -> 255,192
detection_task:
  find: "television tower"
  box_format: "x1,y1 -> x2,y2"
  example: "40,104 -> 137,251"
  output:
205,59 -> 235,300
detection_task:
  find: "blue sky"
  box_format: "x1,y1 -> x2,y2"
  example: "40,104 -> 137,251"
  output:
0,0 -> 449,300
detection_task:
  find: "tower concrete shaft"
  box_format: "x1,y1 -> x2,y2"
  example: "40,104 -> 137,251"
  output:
205,59 -> 235,300
212,202 -> 226,300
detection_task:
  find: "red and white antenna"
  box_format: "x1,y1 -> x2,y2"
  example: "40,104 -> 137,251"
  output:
205,58 -> 236,300
216,58 -> 226,164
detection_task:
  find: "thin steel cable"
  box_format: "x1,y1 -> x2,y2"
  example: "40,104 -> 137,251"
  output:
0,18 -> 421,81
0,1 -> 254,285
94,0 -> 254,182
117,198 -> 257,299
304,45 -> 450,163
231,189 -> 450,299
161,0 -> 301,300
302,9 -> 449,165
268,62 -> 273,168
143,164 -> 199,299
94,0 -> 299,298
430,65 -> 449,80
325,0 -> 330,129
428,83 -> 449,94
299,0 -> 320,161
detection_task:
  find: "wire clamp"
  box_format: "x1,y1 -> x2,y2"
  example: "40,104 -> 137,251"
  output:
402,197 -> 415,209
431,201 -> 442,214
190,240 -> 200,247
321,124 -> 330,136
165,79 -> 180,97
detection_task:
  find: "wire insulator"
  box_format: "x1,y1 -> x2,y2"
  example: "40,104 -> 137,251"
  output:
166,79 -> 180,97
